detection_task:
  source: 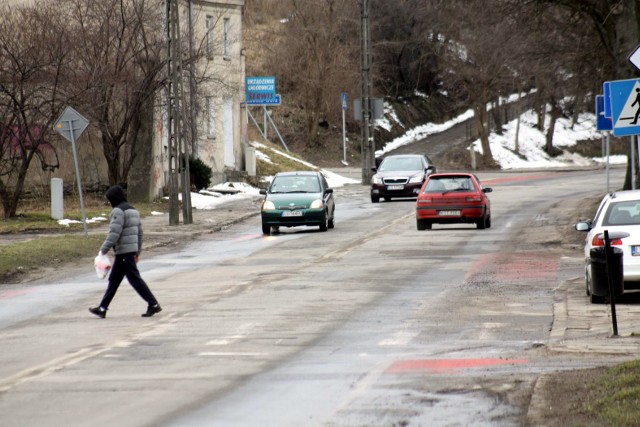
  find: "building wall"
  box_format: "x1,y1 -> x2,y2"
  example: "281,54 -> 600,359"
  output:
144,0 -> 246,200
6,0 -> 246,202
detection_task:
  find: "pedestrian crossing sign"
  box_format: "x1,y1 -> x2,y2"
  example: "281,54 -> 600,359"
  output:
610,78 -> 640,136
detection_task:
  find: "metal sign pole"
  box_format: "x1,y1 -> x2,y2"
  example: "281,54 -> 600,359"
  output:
633,136 -> 637,190
67,120 -> 88,237
606,132 -> 610,193
342,93 -> 348,166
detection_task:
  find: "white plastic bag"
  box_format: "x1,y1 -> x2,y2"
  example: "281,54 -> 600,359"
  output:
94,252 -> 112,279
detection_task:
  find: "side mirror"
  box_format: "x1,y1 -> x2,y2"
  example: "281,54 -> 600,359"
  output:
371,167 -> 377,172
482,187 -> 493,193
575,221 -> 591,232
259,189 -> 267,195
325,188 -> 334,194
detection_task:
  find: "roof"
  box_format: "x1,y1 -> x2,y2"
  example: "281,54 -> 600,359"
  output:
428,172 -> 474,178
609,190 -> 640,202
382,154 -> 425,158
274,171 -> 321,177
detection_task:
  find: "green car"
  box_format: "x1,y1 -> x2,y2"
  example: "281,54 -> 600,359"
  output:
260,171 -> 335,234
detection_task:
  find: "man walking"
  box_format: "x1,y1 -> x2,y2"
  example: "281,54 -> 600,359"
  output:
89,185 -> 162,318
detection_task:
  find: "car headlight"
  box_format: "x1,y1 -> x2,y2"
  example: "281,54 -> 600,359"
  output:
409,174 -> 425,184
372,175 -> 383,185
310,199 -> 324,209
262,200 -> 276,210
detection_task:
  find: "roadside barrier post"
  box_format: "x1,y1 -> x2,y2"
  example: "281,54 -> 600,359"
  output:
603,230 -> 629,336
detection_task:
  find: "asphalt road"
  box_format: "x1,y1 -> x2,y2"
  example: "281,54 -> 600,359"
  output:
0,167 -> 636,427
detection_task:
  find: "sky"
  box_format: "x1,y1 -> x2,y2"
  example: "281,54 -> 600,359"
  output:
60,103 -> 617,224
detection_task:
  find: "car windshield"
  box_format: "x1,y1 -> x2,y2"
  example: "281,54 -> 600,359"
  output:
423,177 -> 474,193
379,157 -> 423,172
270,175 -> 320,193
603,201 -> 640,226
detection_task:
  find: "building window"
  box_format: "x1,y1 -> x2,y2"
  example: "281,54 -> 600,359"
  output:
206,15 -> 214,59
206,96 -> 216,138
223,18 -> 230,59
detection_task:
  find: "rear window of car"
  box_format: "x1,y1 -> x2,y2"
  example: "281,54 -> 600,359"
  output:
603,201 -> 640,226
423,177 -> 474,193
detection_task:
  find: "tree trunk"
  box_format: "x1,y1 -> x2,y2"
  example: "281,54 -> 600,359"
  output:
514,92 -> 522,154
491,99 -> 503,135
545,101 -> 561,153
473,103 -> 497,167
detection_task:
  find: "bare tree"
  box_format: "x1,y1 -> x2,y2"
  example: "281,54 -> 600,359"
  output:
527,0 -> 639,188
61,0 -> 167,186
0,3 -> 67,218
432,0 -> 529,167
372,0 -> 444,98
257,0 -> 361,147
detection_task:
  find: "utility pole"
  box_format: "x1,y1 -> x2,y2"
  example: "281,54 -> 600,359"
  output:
166,0 -> 192,225
360,0 -> 373,185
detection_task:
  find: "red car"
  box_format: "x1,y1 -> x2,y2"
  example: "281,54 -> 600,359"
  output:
415,173 -> 492,230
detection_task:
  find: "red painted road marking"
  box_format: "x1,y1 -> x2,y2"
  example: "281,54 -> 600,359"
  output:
0,289 -> 31,301
465,252 -> 558,284
387,358 -> 528,374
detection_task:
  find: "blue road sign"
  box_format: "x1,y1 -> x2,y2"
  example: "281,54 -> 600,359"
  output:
341,92 -> 348,111
603,82 -> 612,118
610,78 -> 640,137
246,76 -> 280,106
596,95 -> 612,131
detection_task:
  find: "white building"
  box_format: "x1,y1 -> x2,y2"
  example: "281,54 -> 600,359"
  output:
132,0 -> 248,201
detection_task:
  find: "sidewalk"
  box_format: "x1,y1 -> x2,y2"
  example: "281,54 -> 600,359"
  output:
550,276 -> 640,354
131,195 -> 264,252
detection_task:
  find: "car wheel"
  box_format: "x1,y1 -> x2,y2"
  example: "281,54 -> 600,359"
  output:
417,221 -> 432,230
477,217 -> 487,229
319,213 -> 328,232
262,224 -> 271,235
371,195 -> 380,203
486,215 -> 491,228
585,273 -> 590,296
590,293 -> 605,304
328,213 -> 335,229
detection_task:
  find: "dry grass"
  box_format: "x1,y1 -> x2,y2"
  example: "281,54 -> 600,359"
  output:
0,194 -> 170,234
0,193 -> 170,282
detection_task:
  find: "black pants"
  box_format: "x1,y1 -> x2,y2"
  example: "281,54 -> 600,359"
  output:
100,252 -> 158,309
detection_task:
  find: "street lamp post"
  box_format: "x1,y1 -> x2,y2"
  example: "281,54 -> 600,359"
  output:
360,0 -> 374,185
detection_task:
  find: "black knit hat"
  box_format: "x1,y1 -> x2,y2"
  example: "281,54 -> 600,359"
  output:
105,185 -> 126,207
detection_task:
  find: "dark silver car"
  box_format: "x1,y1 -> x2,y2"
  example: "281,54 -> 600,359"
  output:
370,154 -> 436,203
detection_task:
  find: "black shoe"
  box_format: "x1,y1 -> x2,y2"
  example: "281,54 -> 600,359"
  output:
141,304 -> 162,317
89,307 -> 106,319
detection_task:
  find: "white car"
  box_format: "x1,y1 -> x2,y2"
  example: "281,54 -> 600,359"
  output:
575,190 -> 640,303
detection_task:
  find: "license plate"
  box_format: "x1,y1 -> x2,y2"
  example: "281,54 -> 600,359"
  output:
282,211 -> 303,217
438,210 -> 460,216
387,184 -> 404,190
633,246 -> 640,256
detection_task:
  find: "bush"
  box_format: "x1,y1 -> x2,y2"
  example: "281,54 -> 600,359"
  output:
189,157 -> 213,190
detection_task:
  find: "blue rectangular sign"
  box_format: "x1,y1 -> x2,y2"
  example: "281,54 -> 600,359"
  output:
610,78 -> 640,137
603,81 -> 612,118
246,76 -> 279,105
596,95 -> 612,131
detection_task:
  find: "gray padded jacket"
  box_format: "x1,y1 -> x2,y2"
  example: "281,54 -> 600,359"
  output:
100,186 -> 143,256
